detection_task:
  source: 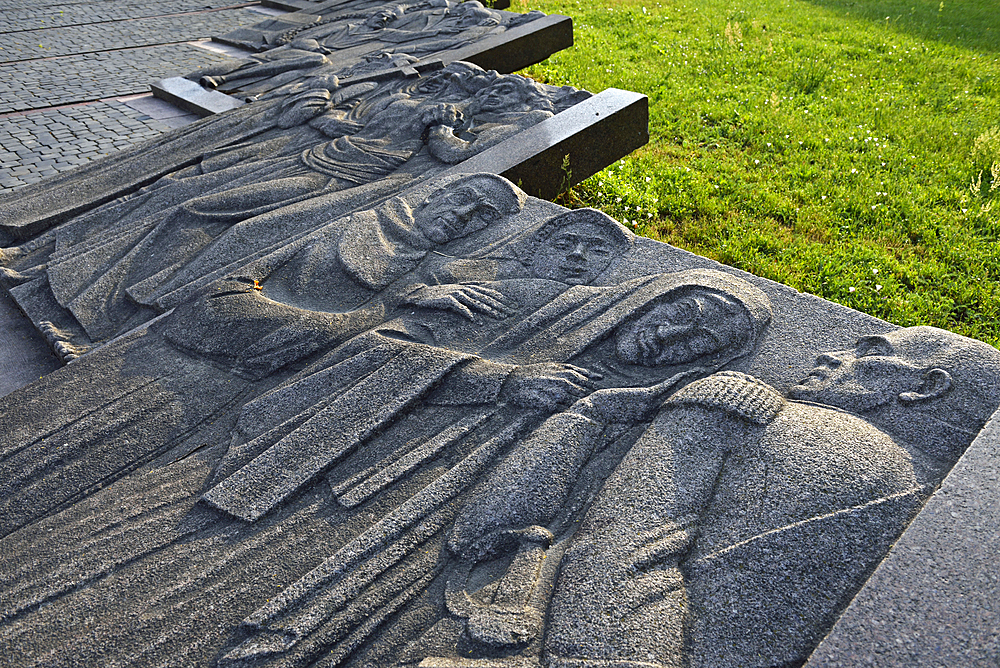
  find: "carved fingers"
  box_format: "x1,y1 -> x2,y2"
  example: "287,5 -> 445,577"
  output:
502,363 -> 602,410
571,368 -> 706,424
404,284 -> 518,320
420,102 -> 463,128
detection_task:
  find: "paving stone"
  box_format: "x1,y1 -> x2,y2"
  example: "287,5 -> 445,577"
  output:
0,0 -> 250,33
0,44 -> 239,113
0,9 -> 269,64
0,101 -> 172,193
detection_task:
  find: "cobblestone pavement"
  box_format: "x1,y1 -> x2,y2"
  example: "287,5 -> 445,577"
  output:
0,7 -> 264,63
0,44 -> 239,114
0,101 -> 173,190
0,2 -> 273,194
0,0 -> 250,33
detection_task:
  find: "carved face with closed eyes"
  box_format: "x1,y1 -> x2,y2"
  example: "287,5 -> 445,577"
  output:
613,290 -> 750,367
412,175 -> 524,244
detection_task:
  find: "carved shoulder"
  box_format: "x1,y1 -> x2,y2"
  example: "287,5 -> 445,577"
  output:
665,371 -> 785,425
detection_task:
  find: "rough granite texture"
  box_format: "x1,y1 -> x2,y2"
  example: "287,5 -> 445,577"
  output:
0,1 -> 996,666
805,404 -> 1000,668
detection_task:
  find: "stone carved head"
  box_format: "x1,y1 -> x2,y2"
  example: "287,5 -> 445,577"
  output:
789,325 -> 1000,462
408,62 -> 499,102
613,287 -> 755,368
470,74 -> 556,114
412,173 -> 526,244
363,6 -> 404,30
487,269 -> 771,374
528,209 -> 632,285
454,1 -> 501,28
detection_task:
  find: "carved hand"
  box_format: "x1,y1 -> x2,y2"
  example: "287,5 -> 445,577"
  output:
403,283 -> 517,320
501,363 -> 602,410
570,367 -> 709,424
419,103 -> 463,129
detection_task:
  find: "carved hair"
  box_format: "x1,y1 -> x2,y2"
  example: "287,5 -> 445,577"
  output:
531,208 -> 633,251
473,74 -> 558,113
444,173 -> 527,215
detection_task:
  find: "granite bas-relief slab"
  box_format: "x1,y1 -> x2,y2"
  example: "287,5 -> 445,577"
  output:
2,173 -> 999,668
0,60 -> 613,360
204,0 -> 570,100
213,0 -> 537,57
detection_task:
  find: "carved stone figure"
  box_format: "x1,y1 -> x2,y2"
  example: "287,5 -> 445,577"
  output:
0,65 -> 588,353
0,174 -> 526,537
274,1 -> 510,61
543,326 -> 1000,668
213,268 -> 772,665
191,38 -> 335,91
162,173 -> 528,379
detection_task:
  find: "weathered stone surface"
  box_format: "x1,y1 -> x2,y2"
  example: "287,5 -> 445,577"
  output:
2,172 -> 999,668
0,61 -> 617,360
205,0 -> 568,99
0,283 -> 59,397
805,403 -> 1000,668
440,87 -> 648,200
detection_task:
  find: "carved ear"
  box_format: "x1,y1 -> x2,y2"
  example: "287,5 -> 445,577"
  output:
899,368 -> 952,404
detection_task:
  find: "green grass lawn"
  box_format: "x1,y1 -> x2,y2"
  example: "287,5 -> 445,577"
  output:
517,0 -> 1000,345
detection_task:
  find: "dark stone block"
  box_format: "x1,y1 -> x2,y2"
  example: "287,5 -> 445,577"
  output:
440,88 -> 648,200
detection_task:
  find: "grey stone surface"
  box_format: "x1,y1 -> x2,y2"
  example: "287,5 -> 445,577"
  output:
0,62 -> 599,345
0,280 -> 59,397
0,0 -> 253,33
2,170 -> 997,667
440,87 -> 648,200
152,76 -> 247,116
207,0 -> 562,97
805,403 -> 1000,668
0,44 -> 240,114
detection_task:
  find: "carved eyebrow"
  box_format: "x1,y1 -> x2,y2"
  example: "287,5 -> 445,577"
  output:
855,335 -> 894,356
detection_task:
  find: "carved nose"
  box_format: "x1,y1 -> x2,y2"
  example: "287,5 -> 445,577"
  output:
816,352 -> 841,368
568,243 -> 587,259
655,323 -> 689,341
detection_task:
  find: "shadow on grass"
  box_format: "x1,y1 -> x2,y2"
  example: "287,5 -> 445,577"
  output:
805,0 -> 1000,53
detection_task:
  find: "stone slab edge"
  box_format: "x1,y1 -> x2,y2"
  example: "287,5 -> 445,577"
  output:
260,0 -> 510,11
804,403 -> 1000,667
150,77 -> 246,117
441,14 -> 572,75
438,88 -> 649,200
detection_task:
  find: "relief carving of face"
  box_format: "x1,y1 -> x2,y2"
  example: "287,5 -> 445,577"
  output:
413,179 -> 512,244
471,79 -> 531,114
530,221 -> 621,285
364,10 -> 397,30
788,330 -> 952,412
614,291 -> 750,367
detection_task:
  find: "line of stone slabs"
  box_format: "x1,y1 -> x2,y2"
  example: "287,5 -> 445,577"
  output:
0,0 -> 996,666
0,174 -> 996,666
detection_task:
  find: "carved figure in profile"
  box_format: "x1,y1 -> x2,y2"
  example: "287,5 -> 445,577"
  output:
162,173 -> 528,379
190,37 -> 335,91
542,326 -> 1000,668
0,174 -> 527,540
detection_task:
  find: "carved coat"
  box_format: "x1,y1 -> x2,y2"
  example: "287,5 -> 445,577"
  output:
545,371 -> 929,668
